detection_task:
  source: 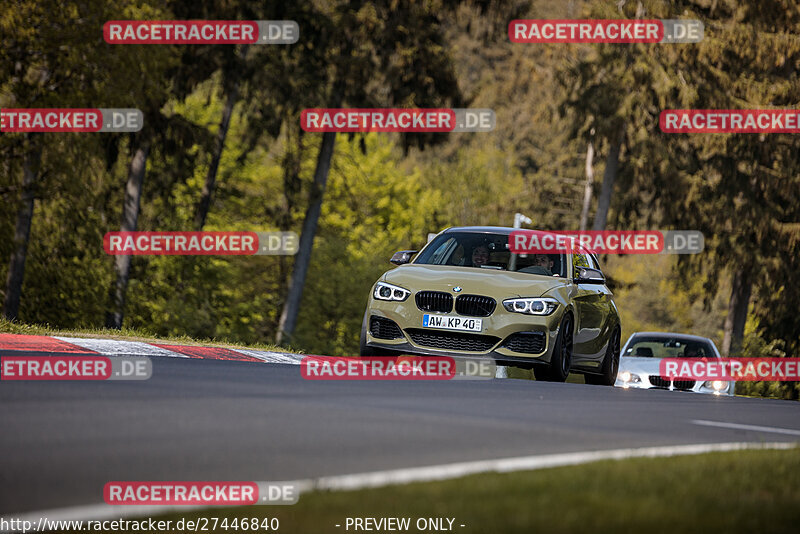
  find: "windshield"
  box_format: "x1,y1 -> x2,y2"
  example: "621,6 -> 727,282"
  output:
623,336 -> 716,358
413,231 -> 567,277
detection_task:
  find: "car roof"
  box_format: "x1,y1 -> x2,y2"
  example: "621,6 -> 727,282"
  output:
442,226 -> 574,238
629,331 -> 716,345
440,227 -> 595,258
443,226 -> 519,235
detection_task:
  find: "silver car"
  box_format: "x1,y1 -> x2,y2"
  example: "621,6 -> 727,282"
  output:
615,332 -> 734,396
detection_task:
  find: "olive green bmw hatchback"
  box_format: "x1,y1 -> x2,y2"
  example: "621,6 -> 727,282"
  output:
360,226 -> 621,384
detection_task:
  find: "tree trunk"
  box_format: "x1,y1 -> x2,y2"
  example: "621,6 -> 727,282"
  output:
721,269 -> 752,357
592,134 -> 622,231
277,126 -> 305,300
194,83 -> 239,230
3,136 -> 41,320
275,131 -> 336,345
579,140 -> 595,231
106,139 -> 150,329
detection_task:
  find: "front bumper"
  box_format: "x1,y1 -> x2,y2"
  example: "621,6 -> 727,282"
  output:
365,297 -> 562,364
614,373 -> 734,396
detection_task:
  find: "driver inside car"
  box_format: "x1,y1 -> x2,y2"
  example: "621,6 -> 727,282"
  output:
470,244 -> 489,267
683,344 -> 703,358
532,253 -> 554,275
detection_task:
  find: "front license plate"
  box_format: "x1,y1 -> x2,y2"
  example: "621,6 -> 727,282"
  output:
422,314 -> 482,332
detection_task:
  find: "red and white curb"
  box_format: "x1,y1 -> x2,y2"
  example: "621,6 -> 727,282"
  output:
0,333 -> 303,365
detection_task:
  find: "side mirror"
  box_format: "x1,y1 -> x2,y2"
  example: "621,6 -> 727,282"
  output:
390,250 -> 417,265
575,267 -> 605,284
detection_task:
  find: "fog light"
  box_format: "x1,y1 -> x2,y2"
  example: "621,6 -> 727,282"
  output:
620,371 -> 632,382
703,380 -> 728,391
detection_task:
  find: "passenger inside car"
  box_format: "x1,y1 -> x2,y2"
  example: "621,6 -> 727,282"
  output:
683,344 -> 706,358
515,253 -> 562,276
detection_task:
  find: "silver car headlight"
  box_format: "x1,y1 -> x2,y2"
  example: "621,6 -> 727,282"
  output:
373,282 -> 410,302
502,297 -> 559,316
619,371 -> 641,383
703,380 -> 728,391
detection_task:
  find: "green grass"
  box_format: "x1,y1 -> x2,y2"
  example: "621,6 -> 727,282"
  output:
82,448 -> 800,534
0,318 -> 298,354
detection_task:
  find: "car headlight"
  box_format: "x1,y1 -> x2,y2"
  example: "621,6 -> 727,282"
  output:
619,371 -> 640,383
502,297 -> 559,316
703,380 -> 727,391
373,282 -> 410,302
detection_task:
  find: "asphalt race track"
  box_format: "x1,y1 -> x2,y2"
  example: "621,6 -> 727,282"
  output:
1,354 -> 799,515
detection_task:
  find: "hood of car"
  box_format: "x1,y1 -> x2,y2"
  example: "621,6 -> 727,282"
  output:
618,356 -> 664,376
383,264 -> 567,298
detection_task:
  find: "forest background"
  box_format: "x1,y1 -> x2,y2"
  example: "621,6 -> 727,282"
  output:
2,0 -> 798,398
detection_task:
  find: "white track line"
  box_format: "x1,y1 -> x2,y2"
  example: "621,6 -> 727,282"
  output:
691,419 -> 800,437
2,441 -> 795,527
310,441 -> 796,490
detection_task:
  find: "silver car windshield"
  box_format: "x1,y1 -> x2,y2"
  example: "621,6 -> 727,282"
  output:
414,232 -> 567,277
624,336 -> 715,358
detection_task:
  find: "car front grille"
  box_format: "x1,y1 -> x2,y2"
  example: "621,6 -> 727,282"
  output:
415,291 -> 453,313
502,332 -> 546,354
650,376 -> 696,390
650,375 -> 670,388
455,294 -> 496,317
405,328 -> 499,352
369,316 -> 404,340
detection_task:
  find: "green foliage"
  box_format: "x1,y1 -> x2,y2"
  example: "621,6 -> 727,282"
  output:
1,0 -> 798,401
292,134 -> 441,354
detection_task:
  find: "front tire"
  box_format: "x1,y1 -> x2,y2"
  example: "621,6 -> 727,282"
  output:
585,328 -> 620,386
359,313 -> 376,356
534,313 -> 573,382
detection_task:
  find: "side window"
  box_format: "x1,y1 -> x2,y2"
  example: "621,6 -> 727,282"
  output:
429,238 -> 457,264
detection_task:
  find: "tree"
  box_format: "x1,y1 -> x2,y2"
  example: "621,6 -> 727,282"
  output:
0,0 -> 168,322
3,135 -> 40,319
275,0 -> 463,345
656,0 -> 800,356
561,0 -> 800,359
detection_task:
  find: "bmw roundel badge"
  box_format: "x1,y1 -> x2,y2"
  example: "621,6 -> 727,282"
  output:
453,286 -> 462,292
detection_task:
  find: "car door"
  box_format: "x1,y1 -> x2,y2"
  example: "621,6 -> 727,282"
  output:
571,251 -> 612,367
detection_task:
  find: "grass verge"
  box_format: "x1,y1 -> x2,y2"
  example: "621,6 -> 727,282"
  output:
57,448 -> 800,534
0,318 -> 297,354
